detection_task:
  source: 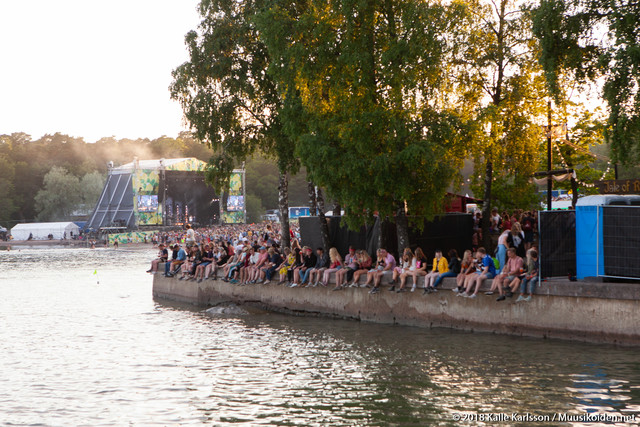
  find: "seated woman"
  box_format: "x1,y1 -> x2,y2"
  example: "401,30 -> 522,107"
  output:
390,248 -> 414,292
424,249 -> 449,290
194,244 -> 214,283
363,249 -> 385,288
335,247 -> 358,288
428,249 -> 461,293
318,247 -> 342,290
399,247 -> 427,292
348,250 -> 372,287
453,250 -> 475,293
277,247 -> 294,285
516,249 -> 539,302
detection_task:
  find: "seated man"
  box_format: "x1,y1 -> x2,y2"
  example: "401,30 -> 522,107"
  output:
147,243 -> 168,274
462,247 -> 496,298
489,247 -> 523,301
297,247 -> 317,287
308,248 -> 329,287
165,244 -> 187,277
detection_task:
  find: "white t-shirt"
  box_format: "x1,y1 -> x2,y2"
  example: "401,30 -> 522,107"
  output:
186,228 -> 195,242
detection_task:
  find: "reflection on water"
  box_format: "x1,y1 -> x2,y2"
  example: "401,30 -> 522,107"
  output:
1,248 -> 640,425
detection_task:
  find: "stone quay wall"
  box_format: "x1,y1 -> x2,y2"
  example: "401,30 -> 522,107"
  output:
153,270 -> 640,346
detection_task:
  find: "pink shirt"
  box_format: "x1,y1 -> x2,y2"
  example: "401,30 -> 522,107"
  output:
504,256 -> 523,275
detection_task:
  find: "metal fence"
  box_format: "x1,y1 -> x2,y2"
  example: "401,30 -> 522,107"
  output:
538,210 -> 576,278
602,206 -> 640,279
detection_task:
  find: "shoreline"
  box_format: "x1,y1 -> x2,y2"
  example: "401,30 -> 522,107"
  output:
152,272 -> 640,347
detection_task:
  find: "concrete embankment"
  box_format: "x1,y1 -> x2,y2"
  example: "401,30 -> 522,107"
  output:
153,273 -> 640,346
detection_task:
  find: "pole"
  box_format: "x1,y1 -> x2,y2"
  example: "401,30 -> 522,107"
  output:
547,100 -> 552,211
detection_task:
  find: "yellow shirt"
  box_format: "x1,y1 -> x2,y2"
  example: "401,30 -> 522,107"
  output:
432,257 -> 449,273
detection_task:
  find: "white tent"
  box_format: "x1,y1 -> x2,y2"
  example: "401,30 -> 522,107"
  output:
11,222 -> 80,240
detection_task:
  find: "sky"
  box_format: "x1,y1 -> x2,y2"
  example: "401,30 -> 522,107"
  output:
0,0 -> 201,142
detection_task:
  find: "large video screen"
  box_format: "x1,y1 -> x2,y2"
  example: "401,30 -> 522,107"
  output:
227,195 -> 244,212
137,195 -> 158,212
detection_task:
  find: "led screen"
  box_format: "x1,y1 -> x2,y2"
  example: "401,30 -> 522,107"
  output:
227,195 -> 244,212
137,195 -> 158,212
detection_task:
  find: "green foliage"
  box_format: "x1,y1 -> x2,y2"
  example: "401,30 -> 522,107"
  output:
170,0 -> 298,194
34,167 -> 82,221
245,194 -> 266,223
531,0 -> 640,164
0,154 -> 17,224
258,0 -> 470,230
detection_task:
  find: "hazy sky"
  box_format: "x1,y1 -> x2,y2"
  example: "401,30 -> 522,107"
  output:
0,0 -> 201,142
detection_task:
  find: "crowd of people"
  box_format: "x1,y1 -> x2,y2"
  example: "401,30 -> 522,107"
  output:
146,215 -> 540,302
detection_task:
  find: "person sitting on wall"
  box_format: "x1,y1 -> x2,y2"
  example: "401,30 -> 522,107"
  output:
262,247 -> 282,285
429,249 -> 461,293
195,244 -> 214,282
318,247 -> 342,289
390,247 -> 414,292
308,248 -> 329,287
334,246 -> 358,288
250,246 -> 269,283
297,246 -> 317,287
423,249 -> 449,291
165,244 -> 186,277
516,249 -> 539,302
453,250 -> 475,294
367,248 -> 396,294
461,247 -> 496,298
277,247 -> 295,285
488,247 -> 523,301
347,250 -> 373,287
147,243 -> 168,274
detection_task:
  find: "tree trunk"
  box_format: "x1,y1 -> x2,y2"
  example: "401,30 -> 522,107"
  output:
316,187 -> 330,251
307,180 -> 318,216
395,200 -> 410,259
481,160 -> 493,250
570,173 -> 578,209
278,172 -> 291,248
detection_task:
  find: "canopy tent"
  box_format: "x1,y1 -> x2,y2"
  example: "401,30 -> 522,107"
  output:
11,222 -> 80,240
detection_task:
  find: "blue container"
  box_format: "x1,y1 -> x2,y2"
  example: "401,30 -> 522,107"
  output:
575,195 -> 628,279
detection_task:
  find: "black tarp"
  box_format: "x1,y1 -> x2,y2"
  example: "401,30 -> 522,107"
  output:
602,206 -> 640,278
538,210 -> 576,278
299,214 -> 473,259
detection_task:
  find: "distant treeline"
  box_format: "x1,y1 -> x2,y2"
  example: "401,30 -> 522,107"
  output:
0,132 -> 309,226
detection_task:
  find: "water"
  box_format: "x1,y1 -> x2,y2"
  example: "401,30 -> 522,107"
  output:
2,248 -> 640,426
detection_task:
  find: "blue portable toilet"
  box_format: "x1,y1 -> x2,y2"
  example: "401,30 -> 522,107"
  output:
575,195 -> 628,279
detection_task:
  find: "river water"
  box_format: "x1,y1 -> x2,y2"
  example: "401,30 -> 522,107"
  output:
1,247 -> 640,426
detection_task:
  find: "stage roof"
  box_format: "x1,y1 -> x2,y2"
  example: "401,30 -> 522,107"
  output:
112,158 -> 208,174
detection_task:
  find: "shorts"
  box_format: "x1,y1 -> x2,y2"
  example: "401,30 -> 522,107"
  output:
477,271 -> 494,279
524,231 -> 534,243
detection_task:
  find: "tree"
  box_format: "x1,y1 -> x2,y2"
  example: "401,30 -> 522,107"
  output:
80,171 -> 106,211
457,0 -> 546,247
170,0 -> 297,247
532,0 -> 640,165
0,154 -> 17,224
34,167 -> 82,221
259,0 -> 470,253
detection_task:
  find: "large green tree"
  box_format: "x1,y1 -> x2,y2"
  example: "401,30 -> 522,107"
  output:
34,167 -> 82,221
532,0 -> 640,164
259,0 -> 470,251
170,0 -> 297,246
457,0 -> 546,246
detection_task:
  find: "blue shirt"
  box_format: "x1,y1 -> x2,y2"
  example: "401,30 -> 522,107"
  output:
176,248 -> 187,261
482,255 -> 496,276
